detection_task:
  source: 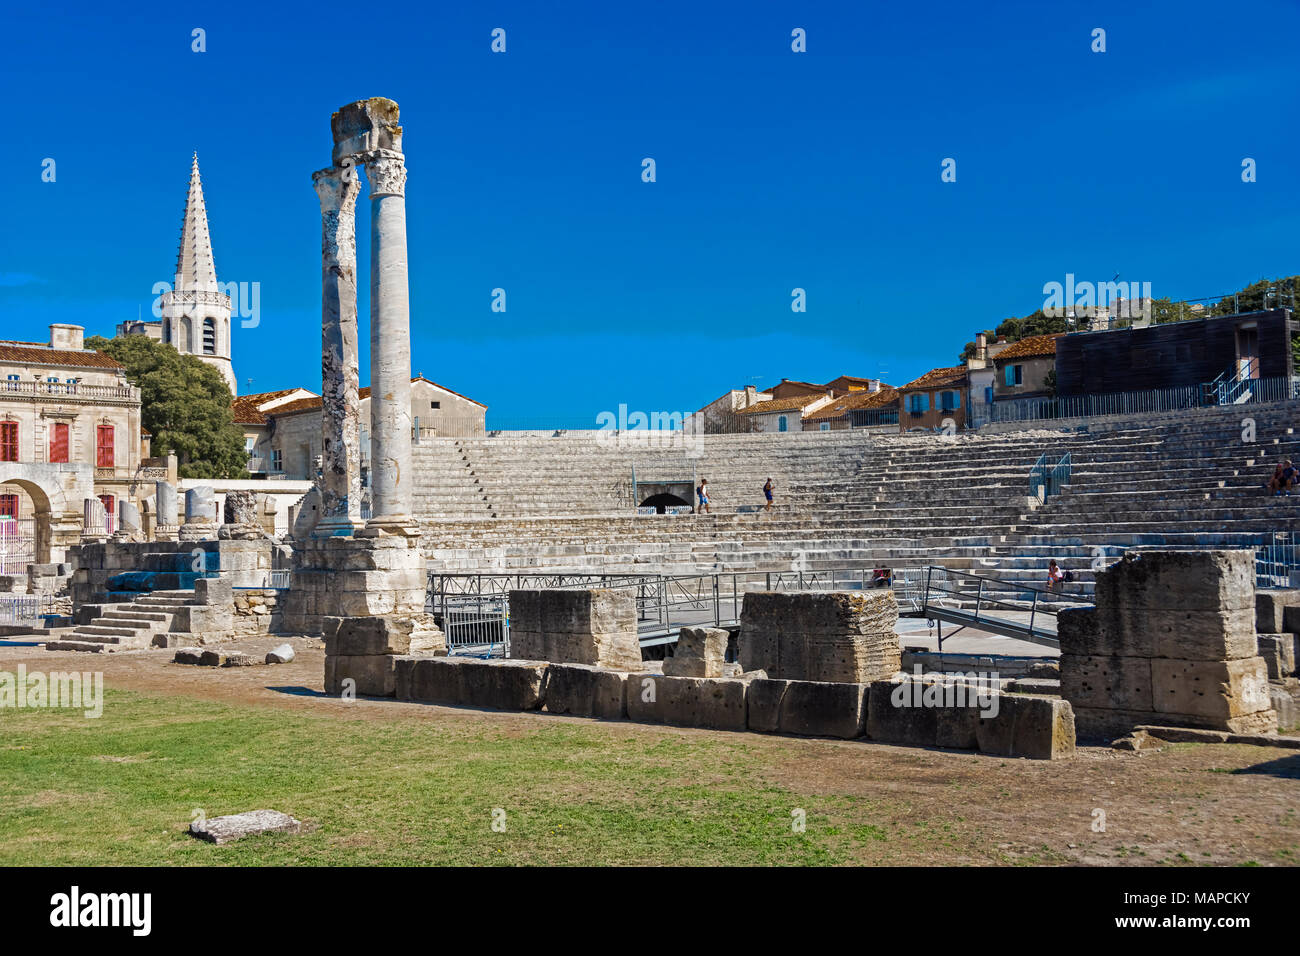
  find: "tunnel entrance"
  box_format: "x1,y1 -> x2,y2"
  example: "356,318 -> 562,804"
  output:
640,492 -> 691,514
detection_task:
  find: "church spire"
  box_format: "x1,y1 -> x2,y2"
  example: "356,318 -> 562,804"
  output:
174,152 -> 219,293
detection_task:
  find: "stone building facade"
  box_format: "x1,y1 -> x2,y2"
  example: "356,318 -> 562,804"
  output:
0,324 -> 145,564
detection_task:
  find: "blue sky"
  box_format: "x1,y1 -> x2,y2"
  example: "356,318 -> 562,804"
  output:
2,0 -> 1297,425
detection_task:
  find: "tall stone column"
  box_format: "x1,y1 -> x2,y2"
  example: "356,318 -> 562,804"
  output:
360,147 -> 416,535
312,163 -> 364,536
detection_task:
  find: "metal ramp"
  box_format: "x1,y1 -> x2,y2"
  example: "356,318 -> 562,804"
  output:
918,566 -> 1081,650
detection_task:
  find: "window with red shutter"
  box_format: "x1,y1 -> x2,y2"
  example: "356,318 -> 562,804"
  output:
0,422 -> 17,462
0,494 -> 17,518
49,422 -> 69,463
96,424 -> 115,468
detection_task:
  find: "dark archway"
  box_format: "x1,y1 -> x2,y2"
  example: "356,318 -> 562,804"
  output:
640,492 -> 690,514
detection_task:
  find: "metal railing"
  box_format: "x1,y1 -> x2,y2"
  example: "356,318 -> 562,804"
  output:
0,593 -> 53,625
427,567 -> 934,655
1256,532 -> 1300,589
974,375 -> 1300,425
1027,452 -> 1071,499
918,566 -> 1092,650
0,517 -> 36,576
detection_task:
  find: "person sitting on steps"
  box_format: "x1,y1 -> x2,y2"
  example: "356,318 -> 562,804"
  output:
1268,459 -> 1298,496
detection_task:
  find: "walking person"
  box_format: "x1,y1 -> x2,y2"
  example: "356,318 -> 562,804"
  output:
763,477 -> 774,512
697,478 -> 711,514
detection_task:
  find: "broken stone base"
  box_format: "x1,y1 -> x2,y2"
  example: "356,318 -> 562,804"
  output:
282,534 -> 429,636
540,663 -> 628,719
189,809 -> 301,844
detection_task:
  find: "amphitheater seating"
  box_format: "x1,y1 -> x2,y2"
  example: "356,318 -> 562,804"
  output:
409,400 -> 1300,604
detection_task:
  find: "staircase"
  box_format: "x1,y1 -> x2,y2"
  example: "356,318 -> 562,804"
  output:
47,590 -> 196,652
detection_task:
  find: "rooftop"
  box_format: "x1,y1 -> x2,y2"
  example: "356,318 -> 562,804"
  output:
900,366 -> 967,391
0,341 -> 125,371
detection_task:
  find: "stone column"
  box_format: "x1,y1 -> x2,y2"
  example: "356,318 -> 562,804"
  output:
360,147 -> 416,535
81,497 -> 107,541
117,501 -> 142,541
155,480 -> 179,540
312,163 -> 364,536
180,486 -> 218,541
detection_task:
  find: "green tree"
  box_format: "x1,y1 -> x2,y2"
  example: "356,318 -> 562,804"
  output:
85,335 -> 246,479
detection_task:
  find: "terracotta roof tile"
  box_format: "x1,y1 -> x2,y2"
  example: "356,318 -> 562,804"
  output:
804,385 -> 899,421
993,333 -> 1063,361
900,366 -> 968,391
231,388 -> 303,425
737,394 -> 829,415
0,342 -> 125,370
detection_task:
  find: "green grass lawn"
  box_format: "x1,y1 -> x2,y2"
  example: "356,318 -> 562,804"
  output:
0,689 -> 903,865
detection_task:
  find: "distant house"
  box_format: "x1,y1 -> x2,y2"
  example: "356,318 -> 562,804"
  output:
802,383 -> 899,431
235,377 -> 486,479
897,366 -> 969,433
992,333 -> 1062,402
767,379 -> 828,400
735,392 -> 835,433
694,385 -> 773,433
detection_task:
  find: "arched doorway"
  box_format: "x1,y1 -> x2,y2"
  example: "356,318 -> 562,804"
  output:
640,492 -> 690,515
0,476 -> 55,568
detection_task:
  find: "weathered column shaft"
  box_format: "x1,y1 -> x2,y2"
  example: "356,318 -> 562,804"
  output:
312,164 -> 364,533
364,150 -> 414,526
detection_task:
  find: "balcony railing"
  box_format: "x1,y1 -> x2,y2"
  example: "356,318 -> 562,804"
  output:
1,381 -> 140,402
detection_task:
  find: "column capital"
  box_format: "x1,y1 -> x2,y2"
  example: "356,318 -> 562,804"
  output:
312,163 -> 363,212
358,149 -> 407,198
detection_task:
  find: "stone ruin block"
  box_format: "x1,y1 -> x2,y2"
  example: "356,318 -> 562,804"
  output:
394,657 -> 545,711
541,663 -> 628,719
1257,634 -> 1298,680
863,678 -> 1073,759
663,626 -> 729,678
624,673 -> 747,731
1059,654 -> 1153,712
507,588 -> 641,670
1149,656 -> 1272,721
324,614 -> 445,656
1256,589 -> 1300,633
1092,549 -> 1255,613
1060,550 -> 1278,738
325,654 -> 397,697
739,590 -> 900,683
776,680 -> 867,739
974,694 -> 1076,761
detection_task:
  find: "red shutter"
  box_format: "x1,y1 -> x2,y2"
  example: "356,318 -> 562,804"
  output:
96,425 -> 115,467
0,422 -> 17,462
49,423 -> 69,463
0,494 -> 17,517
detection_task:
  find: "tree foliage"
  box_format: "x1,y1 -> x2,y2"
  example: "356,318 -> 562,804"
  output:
85,335 -> 246,479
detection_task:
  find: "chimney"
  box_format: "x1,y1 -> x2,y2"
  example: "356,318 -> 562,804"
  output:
868,379 -> 881,393
743,385 -> 757,406
975,332 -> 987,361
50,324 -> 84,351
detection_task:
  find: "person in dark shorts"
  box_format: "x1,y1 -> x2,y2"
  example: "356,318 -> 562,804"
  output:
763,478 -> 774,512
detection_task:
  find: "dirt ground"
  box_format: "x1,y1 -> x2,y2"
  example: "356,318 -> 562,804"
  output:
4,637 -> 1298,866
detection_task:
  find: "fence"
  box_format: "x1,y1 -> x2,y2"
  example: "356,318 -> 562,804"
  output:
1256,532 -> 1300,589
973,375 -> 1300,426
427,567 -> 935,655
0,593 -> 54,625
0,517 -> 36,576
